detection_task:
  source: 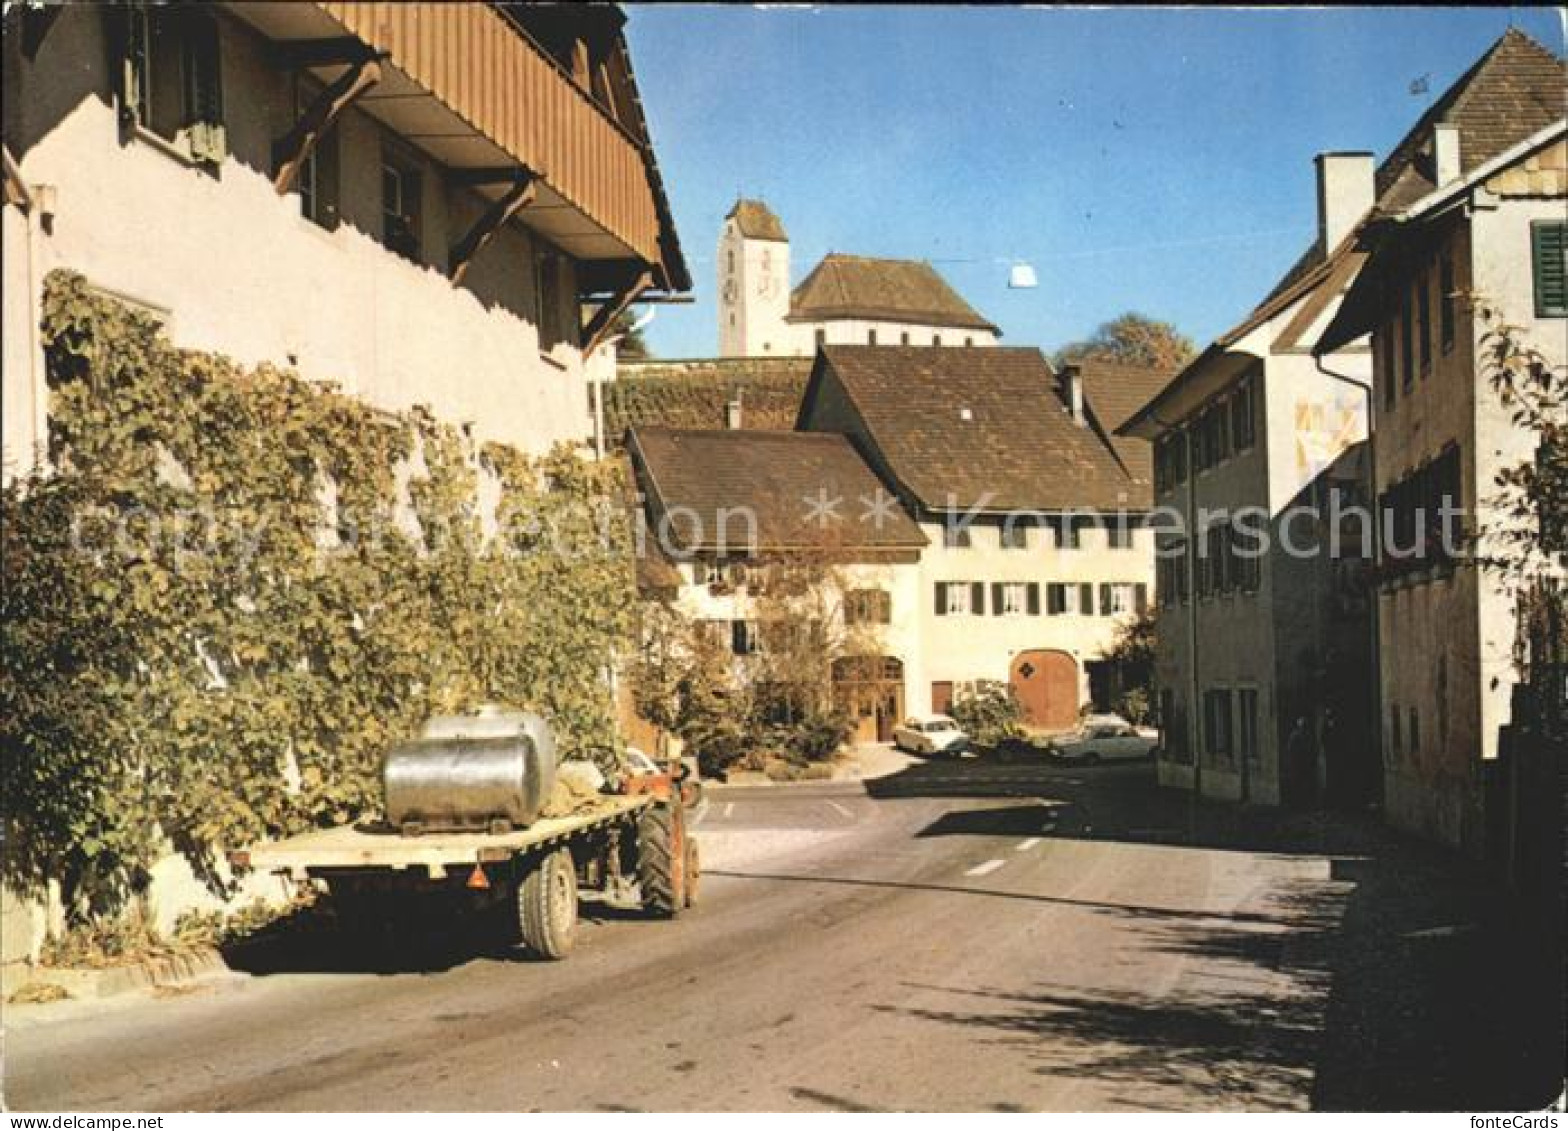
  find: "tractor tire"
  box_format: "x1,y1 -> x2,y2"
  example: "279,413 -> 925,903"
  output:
638,801 -> 687,918
683,833 -> 701,909
517,848 -> 578,960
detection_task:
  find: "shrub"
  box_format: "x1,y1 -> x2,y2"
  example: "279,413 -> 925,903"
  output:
951,681 -> 1024,747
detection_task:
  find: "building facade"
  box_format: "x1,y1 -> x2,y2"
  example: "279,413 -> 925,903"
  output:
717,198 -> 999,357
1315,30 -> 1566,852
1119,153 -> 1378,809
3,3 -> 689,480
797,346 -> 1168,726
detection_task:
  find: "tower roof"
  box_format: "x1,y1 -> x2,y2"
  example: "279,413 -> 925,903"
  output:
788,254 -> 999,334
726,198 -> 788,242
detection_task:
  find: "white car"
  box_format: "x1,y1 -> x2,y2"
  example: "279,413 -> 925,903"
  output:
1047,715 -> 1159,765
892,715 -> 970,756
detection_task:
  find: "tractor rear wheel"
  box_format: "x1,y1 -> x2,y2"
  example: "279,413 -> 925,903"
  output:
637,801 -> 687,918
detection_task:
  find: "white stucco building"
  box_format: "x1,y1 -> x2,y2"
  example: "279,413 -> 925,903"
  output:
2,3 -> 690,481
717,198 -> 999,358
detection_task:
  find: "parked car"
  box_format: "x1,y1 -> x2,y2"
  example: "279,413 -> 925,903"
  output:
1046,715 -> 1159,765
892,715 -> 970,757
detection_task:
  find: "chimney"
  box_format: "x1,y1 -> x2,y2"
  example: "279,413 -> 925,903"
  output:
1314,151 -> 1375,252
1060,364 -> 1085,427
724,395 -> 742,430
1433,123 -> 1461,187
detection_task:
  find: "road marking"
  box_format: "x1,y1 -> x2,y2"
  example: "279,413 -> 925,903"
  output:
1015,838 -> 1041,852
966,858 -> 1006,877
723,802 -> 735,819
825,800 -> 854,819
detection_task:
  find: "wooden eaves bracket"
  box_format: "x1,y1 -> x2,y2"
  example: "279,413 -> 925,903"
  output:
449,171 -> 538,286
581,268 -> 655,357
271,47 -> 384,196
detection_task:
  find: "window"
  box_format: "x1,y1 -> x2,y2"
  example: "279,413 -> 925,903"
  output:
382,150 -> 423,261
964,337 -> 974,347
994,582 -> 1031,615
1155,432 -> 1188,493
1107,518 -> 1134,549
846,589 -> 892,625
692,560 -> 717,586
868,329 -> 878,346
121,4 -> 226,164
900,331 -> 911,345
1203,689 -> 1234,764
1408,705 -> 1421,756
935,581 -> 977,616
1439,254 -> 1456,352
1238,688 -> 1259,764
942,523 -> 973,549
1532,221 -> 1567,317
815,329 -> 826,347
1417,269 -> 1432,376
1390,704 -> 1402,760
1098,582 -> 1142,616
1056,516 -> 1082,550
1400,287 -> 1414,390
731,620 -> 762,656
1232,521 -> 1261,593
1157,538 -> 1188,605
1381,319 -> 1397,412
1230,378 -> 1256,452
1199,522 -> 1230,596
1378,443 -> 1463,580
1046,582 -> 1094,615
1000,521 -> 1029,550
295,80 -> 340,230
1192,403 -> 1229,471
1159,689 -> 1187,761
933,334 -> 943,347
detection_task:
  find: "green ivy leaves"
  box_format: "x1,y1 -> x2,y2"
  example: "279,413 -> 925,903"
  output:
2,272 -> 635,916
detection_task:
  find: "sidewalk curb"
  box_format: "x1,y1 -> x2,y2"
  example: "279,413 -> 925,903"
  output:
6,946 -> 233,1007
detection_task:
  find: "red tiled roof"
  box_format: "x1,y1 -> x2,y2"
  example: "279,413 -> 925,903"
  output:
788,254 -> 998,333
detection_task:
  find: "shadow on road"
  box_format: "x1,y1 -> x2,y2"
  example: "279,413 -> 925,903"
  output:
860,756 -> 1564,1111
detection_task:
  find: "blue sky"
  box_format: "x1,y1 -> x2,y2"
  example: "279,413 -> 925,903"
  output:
622,5 -> 1564,359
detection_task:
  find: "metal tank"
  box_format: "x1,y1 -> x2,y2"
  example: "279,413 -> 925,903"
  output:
383,706 -> 558,833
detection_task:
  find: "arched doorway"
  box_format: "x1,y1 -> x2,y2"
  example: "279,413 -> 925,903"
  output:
1010,650 -> 1079,731
832,656 -> 905,744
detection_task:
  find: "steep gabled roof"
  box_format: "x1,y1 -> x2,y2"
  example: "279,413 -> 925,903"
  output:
726,199 -> 788,243
1254,28 -> 1565,311
788,254 -> 999,334
627,426 -> 927,554
1074,359 -> 1180,490
799,346 -> 1148,512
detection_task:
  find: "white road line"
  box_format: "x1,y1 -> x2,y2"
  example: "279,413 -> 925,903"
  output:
966,858 -> 1006,877
723,802 -> 735,819
1015,838 -> 1041,852
826,800 -> 854,819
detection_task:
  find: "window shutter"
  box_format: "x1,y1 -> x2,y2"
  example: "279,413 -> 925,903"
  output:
1136,583 -> 1149,612
1027,583 -> 1040,616
184,11 -> 227,164
1047,584 -> 1062,615
934,582 -> 947,616
991,582 -> 1004,616
1099,583 -> 1111,616
971,582 -> 985,615
1079,583 -> 1093,613
119,5 -> 150,127
1533,222 -> 1567,318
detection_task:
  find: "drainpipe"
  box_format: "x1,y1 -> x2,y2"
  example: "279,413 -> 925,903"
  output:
1314,354 -> 1381,808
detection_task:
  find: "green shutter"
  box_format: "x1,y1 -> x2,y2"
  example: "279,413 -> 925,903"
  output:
991,582 -> 1004,615
1533,222 -> 1567,318
971,582 -> 985,615
934,582 -> 947,616
1027,583 -> 1041,616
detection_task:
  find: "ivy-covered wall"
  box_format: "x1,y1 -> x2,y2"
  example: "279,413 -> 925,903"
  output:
1,272 -> 636,915
605,358 -> 811,441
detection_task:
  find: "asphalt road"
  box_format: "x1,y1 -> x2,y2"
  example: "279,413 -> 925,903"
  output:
4,755 -> 1546,1112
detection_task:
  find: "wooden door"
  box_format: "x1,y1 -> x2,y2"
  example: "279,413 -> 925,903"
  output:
931,681 -> 954,716
1010,650 -> 1079,730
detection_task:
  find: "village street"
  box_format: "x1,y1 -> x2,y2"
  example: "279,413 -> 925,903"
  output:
6,756 -> 1553,1113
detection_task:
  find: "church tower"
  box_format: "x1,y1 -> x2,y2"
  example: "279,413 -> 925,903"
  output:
717,199 -> 792,357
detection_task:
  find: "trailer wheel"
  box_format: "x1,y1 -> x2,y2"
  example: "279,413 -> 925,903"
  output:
517,848 -> 578,959
637,801 -> 686,918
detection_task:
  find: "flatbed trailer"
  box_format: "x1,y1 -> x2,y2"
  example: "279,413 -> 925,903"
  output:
231,789 -> 697,960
